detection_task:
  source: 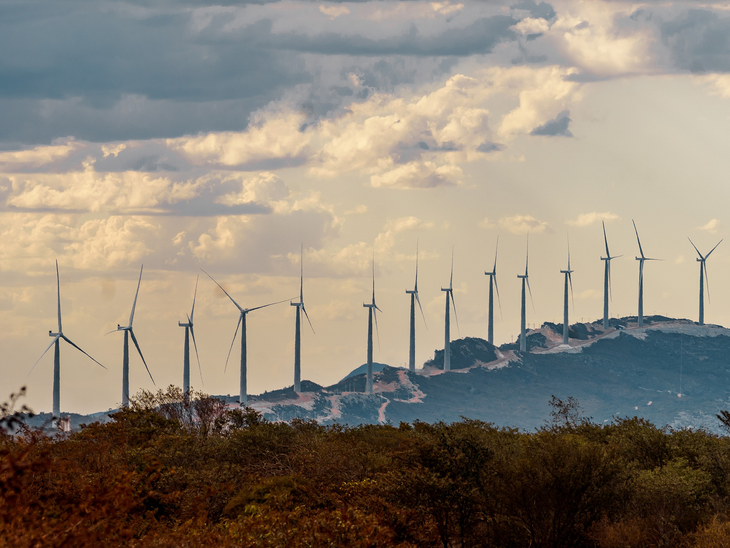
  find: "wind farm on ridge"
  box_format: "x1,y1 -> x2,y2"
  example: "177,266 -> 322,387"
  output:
26,221 -> 727,418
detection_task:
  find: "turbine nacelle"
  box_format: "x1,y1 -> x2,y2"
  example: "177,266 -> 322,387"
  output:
49,331 -> 60,337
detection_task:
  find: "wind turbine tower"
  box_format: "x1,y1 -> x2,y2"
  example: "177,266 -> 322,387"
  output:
688,238 -> 722,325
178,275 -> 202,393
633,220 -> 660,328
441,248 -> 459,372
560,241 -> 574,345
112,265 -> 155,407
204,270 -> 290,406
291,245 -> 314,393
517,238 -> 533,352
601,222 -> 621,329
484,237 -> 501,346
363,257 -> 381,393
32,261 -> 106,417
405,242 -> 427,372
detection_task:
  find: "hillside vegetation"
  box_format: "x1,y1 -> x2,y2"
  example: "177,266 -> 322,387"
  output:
5,387 -> 730,547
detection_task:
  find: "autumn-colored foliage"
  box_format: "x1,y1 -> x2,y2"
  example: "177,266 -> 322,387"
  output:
4,388 -> 730,547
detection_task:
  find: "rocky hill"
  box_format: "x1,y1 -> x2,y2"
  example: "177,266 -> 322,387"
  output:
246,316 -> 730,432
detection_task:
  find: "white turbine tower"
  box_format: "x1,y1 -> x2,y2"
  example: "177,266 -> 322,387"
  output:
688,238 -> 722,326
406,241 -> 427,373
484,237 -> 502,346
110,265 -> 155,407
203,270 -> 290,406
633,220 -> 660,328
560,240 -> 574,345
178,275 -> 202,393
31,261 -> 106,417
441,248 -> 459,372
363,257 -> 381,394
291,245 -> 314,393
517,237 -> 534,353
601,222 -> 621,329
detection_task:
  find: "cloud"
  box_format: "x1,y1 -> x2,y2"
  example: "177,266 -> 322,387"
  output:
496,66 -> 582,137
0,142 -> 80,170
370,161 -> 462,189
478,217 -> 495,229
697,73 -> 730,98
566,211 -> 619,227
101,144 -> 127,158
498,214 -> 549,234
530,109 -> 573,136
319,5 -> 350,20
167,109 -> 311,168
696,218 -> 721,233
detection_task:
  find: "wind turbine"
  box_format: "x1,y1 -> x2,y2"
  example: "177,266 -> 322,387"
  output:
633,220 -> 660,328
517,236 -> 534,352
601,221 -> 621,329
291,245 -> 314,393
178,275 -> 202,393
484,237 -> 502,346
31,261 -> 106,417
203,270 -> 291,406
363,256 -> 382,394
406,241 -> 427,373
111,265 -> 154,407
688,238 -> 722,326
441,248 -> 459,372
560,239 -> 574,345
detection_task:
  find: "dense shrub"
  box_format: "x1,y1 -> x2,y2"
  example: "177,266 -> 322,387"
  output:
4,388 -> 730,547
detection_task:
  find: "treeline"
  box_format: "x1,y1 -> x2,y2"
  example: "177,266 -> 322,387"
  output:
4,388 -> 730,547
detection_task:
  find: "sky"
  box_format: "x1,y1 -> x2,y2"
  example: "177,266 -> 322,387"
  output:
3,0 -> 730,414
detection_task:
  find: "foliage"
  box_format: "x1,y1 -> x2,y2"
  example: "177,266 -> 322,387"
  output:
5,389 -> 730,546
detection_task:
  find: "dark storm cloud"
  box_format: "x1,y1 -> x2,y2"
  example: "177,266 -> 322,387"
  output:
0,1 -> 522,146
531,110 -> 572,137
510,0 -> 556,21
276,16 -> 518,57
661,10 -> 730,73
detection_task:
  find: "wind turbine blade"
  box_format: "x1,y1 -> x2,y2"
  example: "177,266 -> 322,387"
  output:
247,297 -> 294,313
493,235 -> 499,272
567,235 -> 571,271
450,247 -> 454,288
494,274 -> 503,319
373,309 -> 381,351
129,265 -> 144,327
688,238 -> 703,259
415,292 -> 428,330
608,261 -> 613,302
201,269 -> 244,312
104,328 -> 121,336
705,263 -> 711,303
706,239 -> 723,259
60,335 -> 107,369
632,220 -> 645,259
450,291 -> 460,337
299,243 -> 304,303
190,274 -> 199,322
189,324 -> 203,386
56,260 -> 62,333
525,234 -> 529,276
302,304 -> 315,334
568,272 -> 575,312
603,221 -> 610,257
527,278 -> 536,313
224,315 -> 242,374
29,335 -> 60,375
414,239 -> 419,291
129,329 -> 155,386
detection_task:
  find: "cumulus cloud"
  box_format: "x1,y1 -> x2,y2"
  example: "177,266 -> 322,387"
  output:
531,110 -> 573,137
566,211 -> 620,227
167,109 -> 311,168
478,217 -> 496,229
499,214 -> 549,234
370,161 -> 462,189
0,142 -> 80,170
319,4 -> 350,20
696,219 -> 721,233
